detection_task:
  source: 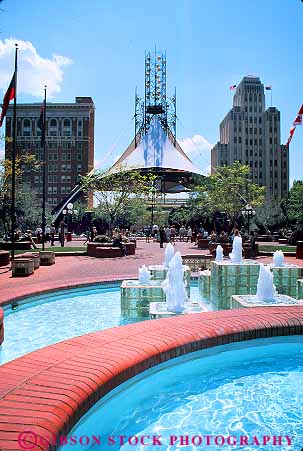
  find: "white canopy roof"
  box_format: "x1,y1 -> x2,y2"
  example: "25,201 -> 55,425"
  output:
110,117 -> 203,175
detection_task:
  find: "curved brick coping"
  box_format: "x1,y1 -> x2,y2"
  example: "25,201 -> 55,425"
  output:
0,308 -> 3,346
0,307 -> 303,450
0,277 -> 133,309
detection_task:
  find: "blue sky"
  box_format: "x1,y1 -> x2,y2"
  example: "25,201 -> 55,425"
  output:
0,0 -> 302,180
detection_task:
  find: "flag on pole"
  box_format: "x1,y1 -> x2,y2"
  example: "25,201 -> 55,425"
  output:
37,103 -> 45,146
265,85 -> 272,90
298,104 -> 303,115
286,125 -> 296,147
0,73 -> 16,127
293,114 -> 302,126
229,84 -> 237,91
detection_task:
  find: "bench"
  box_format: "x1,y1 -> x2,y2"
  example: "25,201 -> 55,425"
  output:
87,242 -> 136,258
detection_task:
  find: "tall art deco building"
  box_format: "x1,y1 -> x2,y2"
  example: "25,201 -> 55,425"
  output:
211,76 -> 289,201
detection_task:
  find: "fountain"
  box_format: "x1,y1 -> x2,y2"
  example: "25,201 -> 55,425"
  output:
199,234 -> 260,309
270,249 -> 303,297
229,235 -> 243,264
148,243 -> 191,296
138,265 -> 151,284
231,263 -> 303,308
215,245 -> 224,262
164,243 -> 175,268
273,250 -> 285,267
121,245 -> 191,318
162,252 -> 186,313
256,264 -> 276,301
149,251 -> 207,318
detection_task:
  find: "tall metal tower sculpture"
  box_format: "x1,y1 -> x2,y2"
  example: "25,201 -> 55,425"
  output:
134,49 -> 177,147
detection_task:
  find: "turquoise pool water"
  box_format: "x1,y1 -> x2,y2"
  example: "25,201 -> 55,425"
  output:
0,283 -> 201,365
61,337 -> 303,451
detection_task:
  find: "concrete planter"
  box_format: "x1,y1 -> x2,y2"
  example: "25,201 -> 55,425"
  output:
15,253 -> 40,270
12,258 -> 34,277
39,251 -> 55,266
88,242 -> 136,258
95,247 -> 123,258
0,251 -> 10,267
197,239 -> 209,249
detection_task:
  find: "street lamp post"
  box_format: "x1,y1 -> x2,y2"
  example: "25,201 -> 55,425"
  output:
149,185 -> 157,227
61,203 -> 78,247
241,204 -> 256,233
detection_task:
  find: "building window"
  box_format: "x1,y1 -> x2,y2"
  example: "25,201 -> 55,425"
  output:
48,153 -> 58,161
77,142 -> 82,150
49,119 -> 58,136
77,153 -> 82,161
77,164 -> 82,172
61,153 -> 67,161
61,175 -> 71,183
48,163 -> 58,172
48,175 -> 57,183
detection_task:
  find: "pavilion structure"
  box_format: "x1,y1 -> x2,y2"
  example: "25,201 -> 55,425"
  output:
108,48 -> 203,194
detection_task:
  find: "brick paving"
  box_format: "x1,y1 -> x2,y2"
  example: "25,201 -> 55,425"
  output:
0,306 -> 303,450
0,240 -> 302,306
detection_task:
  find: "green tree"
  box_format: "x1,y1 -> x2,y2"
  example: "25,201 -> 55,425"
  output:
0,152 -> 41,234
80,169 -> 156,231
254,199 -> 284,233
282,180 -> 303,225
195,162 -> 265,227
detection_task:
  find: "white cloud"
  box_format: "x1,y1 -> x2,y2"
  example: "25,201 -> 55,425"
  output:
0,38 -> 72,98
178,134 -> 213,174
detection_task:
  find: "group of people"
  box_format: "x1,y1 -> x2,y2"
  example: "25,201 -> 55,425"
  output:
145,224 -> 195,247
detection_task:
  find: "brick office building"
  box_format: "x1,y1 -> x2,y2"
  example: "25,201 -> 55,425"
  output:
5,97 -> 95,209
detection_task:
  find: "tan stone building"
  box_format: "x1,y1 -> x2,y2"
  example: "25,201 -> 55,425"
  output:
5,97 -> 95,208
211,76 -> 289,200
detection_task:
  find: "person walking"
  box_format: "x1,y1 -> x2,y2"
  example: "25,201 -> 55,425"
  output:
179,225 -> 186,242
50,224 -> 56,246
159,226 -> 165,248
145,227 -> 151,243
152,224 -> 159,238
187,226 -> 192,243
165,226 -> 171,243
45,225 -> 50,243
249,231 -> 257,259
170,226 -> 176,245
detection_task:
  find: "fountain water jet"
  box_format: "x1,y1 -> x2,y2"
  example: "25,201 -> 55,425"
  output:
229,235 -> 243,264
138,265 -> 151,284
273,250 -> 285,267
215,245 -> 224,262
164,243 -> 175,268
256,264 -> 276,301
162,252 -> 187,313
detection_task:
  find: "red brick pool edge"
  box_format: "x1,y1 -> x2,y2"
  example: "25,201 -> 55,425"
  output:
0,307 -> 303,451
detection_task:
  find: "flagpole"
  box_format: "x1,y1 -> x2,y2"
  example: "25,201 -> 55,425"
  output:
271,88 -> 272,107
11,44 -> 18,262
41,85 -> 47,251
